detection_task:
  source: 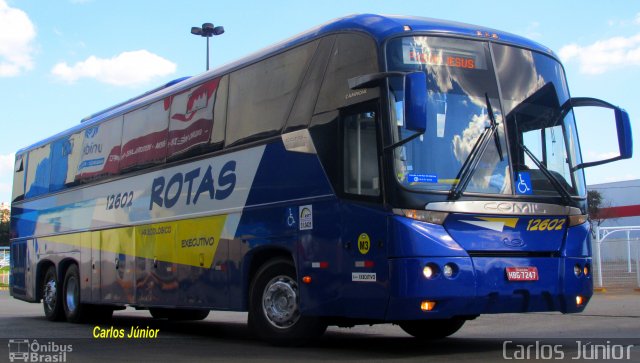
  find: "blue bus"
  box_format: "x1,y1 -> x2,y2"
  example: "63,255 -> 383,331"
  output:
10,14 -> 633,345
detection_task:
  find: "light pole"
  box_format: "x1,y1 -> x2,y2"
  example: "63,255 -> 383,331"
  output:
191,22 -> 225,71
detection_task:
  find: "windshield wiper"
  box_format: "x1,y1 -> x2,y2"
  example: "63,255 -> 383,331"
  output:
486,94 -> 504,162
449,94 -> 502,200
519,143 -> 573,203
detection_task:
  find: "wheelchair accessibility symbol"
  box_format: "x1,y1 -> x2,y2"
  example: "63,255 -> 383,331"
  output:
286,208 -> 296,227
516,172 -> 533,195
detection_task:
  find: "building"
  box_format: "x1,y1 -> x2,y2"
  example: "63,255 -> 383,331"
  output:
588,179 -> 640,229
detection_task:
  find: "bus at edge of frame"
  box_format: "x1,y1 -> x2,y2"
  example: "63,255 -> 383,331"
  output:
9,14 -> 634,346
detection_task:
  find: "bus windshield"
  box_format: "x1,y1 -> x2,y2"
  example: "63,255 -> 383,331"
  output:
387,36 -> 585,197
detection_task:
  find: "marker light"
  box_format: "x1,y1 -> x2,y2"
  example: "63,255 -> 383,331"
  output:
569,214 -> 588,227
583,264 -> 590,276
576,295 -> 584,306
302,276 -> 312,284
574,264 -> 582,277
421,300 -> 437,311
443,263 -> 457,278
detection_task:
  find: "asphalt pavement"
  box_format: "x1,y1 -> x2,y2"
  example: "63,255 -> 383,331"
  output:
0,290 -> 638,362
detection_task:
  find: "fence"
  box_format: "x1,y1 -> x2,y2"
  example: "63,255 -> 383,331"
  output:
592,226 -> 640,291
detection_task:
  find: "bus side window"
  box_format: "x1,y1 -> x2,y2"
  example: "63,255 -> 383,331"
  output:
121,99 -> 169,170
76,116 -> 123,182
284,37 -> 334,132
50,131 -> 83,191
25,144 -> 51,198
211,74 -> 229,149
12,154 -> 25,202
226,40 -> 317,146
343,109 -> 380,197
168,77 -> 222,159
314,33 -> 379,115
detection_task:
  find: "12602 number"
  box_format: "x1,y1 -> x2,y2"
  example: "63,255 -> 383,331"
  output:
106,191 -> 134,210
526,218 -> 566,231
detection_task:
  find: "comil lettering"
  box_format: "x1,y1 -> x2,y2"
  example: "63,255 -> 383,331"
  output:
149,160 -> 236,210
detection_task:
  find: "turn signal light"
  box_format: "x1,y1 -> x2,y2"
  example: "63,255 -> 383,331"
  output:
302,276 -> 312,284
421,300 -> 437,311
576,295 -> 584,306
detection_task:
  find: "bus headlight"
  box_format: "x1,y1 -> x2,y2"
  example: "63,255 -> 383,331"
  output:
423,264 -> 438,279
393,209 -> 448,225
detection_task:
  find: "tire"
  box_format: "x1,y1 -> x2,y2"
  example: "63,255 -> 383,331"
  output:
42,266 -> 64,321
62,264 -> 88,323
149,308 -> 209,321
248,258 -> 326,346
399,318 -> 466,339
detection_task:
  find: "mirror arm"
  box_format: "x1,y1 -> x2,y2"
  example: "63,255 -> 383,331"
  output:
384,131 -> 423,152
572,156 -> 624,172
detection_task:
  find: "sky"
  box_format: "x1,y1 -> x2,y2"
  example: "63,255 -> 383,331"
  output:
1,0 -> 639,203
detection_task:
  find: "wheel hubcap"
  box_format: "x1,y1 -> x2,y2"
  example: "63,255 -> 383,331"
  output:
262,275 -> 300,329
65,276 -> 78,312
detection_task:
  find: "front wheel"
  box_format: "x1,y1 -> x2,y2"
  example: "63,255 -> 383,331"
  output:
248,258 -> 326,346
399,318 -> 466,339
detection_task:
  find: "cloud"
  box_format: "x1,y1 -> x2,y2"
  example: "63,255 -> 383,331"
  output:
559,33 -> 640,74
0,0 -> 36,77
51,50 -> 177,86
525,21 -> 542,40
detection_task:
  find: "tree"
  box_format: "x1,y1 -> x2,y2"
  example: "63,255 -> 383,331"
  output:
587,189 -> 616,237
0,208 -> 8,247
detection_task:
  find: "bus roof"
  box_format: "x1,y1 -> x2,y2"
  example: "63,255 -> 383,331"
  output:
17,14 -> 555,155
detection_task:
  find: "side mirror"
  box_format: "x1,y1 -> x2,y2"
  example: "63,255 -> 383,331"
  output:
404,72 -> 427,133
569,97 -> 633,170
615,108 -> 633,160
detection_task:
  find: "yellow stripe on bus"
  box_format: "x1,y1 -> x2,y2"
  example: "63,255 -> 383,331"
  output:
41,215 -> 228,268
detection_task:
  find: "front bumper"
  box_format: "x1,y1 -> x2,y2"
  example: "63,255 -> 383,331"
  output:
386,256 -> 592,321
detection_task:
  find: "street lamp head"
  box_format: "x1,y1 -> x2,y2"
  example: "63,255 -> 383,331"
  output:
213,26 -> 225,36
191,27 -> 202,36
202,23 -> 215,32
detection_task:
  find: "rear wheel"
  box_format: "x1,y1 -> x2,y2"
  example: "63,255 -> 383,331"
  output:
399,318 -> 466,339
62,264 -> 88,323
42,266 -> 64,321
248,258 -> 326,346
149,308 -> 209,321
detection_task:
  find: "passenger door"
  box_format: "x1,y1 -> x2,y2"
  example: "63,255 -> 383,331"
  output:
339,104 -> 389,319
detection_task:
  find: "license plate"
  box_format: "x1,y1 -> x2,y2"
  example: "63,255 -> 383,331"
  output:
506,267 -> 539,281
